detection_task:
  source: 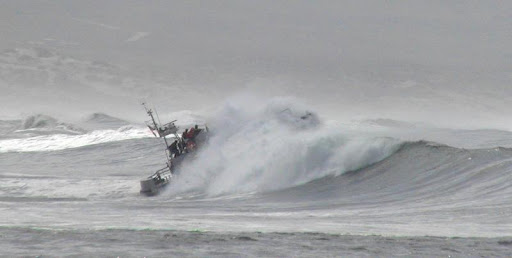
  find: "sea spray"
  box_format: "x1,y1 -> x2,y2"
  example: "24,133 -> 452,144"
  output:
169,96 -> 402,196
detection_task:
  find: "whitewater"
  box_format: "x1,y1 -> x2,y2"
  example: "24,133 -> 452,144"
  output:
1,97 -> 512,257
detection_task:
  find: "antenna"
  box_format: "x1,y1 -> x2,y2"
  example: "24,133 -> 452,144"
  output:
154,107 -> 163,128
141,102 -> 172,173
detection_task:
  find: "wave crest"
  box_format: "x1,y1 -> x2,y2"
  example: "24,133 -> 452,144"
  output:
18,114 -> 85,135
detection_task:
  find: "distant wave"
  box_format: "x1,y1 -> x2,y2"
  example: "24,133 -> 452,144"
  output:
0,120 -> 19,136
21,114 -> 84,133
80,112 -> 131,130
0,114 -> 85,139
0,112 -> 138,139
0,127 -> 153,153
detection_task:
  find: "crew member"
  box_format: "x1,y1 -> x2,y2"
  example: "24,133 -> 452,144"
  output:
193,124 -> 202,137
168,140 -> 180,158
187,126 -> 196,139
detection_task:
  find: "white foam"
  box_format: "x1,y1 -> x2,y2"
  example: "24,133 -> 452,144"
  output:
0,127 -> 153,153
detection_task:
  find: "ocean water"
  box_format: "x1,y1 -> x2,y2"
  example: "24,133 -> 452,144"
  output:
2,2 -> 512,256
1,100 -> 511,257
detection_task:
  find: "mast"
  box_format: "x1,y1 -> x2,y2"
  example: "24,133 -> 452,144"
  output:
142,102 -> 173,172
154,107 -> 171,148
143,103 -> 158,133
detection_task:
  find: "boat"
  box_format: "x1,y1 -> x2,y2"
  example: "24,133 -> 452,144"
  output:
139,103 -> 208,196
139,167 -> 173,196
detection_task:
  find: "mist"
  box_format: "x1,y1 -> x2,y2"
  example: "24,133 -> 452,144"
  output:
1,1 -> 511,129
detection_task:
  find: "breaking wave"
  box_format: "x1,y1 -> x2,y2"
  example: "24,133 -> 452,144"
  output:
168,96 -> 403,196
161,95 -> 512,203
0,127 -> 153,153
0,113 -> 154,152
171,124 -> 512,215
20,114 -> 85,135
0,114 -> 85,139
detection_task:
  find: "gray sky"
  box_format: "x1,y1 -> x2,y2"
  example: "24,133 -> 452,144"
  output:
1,1 -> 511,128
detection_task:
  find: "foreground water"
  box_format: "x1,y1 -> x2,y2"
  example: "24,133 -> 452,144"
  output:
3,228 -> 512,257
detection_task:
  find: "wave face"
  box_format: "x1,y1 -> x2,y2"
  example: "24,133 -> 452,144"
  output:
272,141 -> 512,205
231,140 -> 512,237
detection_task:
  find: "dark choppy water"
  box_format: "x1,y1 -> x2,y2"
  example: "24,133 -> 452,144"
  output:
2,227 -> 512,257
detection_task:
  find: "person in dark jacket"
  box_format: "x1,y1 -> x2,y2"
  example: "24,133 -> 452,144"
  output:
168,140 -> 180,158
193,124 -> 202,137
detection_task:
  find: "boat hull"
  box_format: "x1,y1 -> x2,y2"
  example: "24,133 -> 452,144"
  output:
140,175 -> 170,196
